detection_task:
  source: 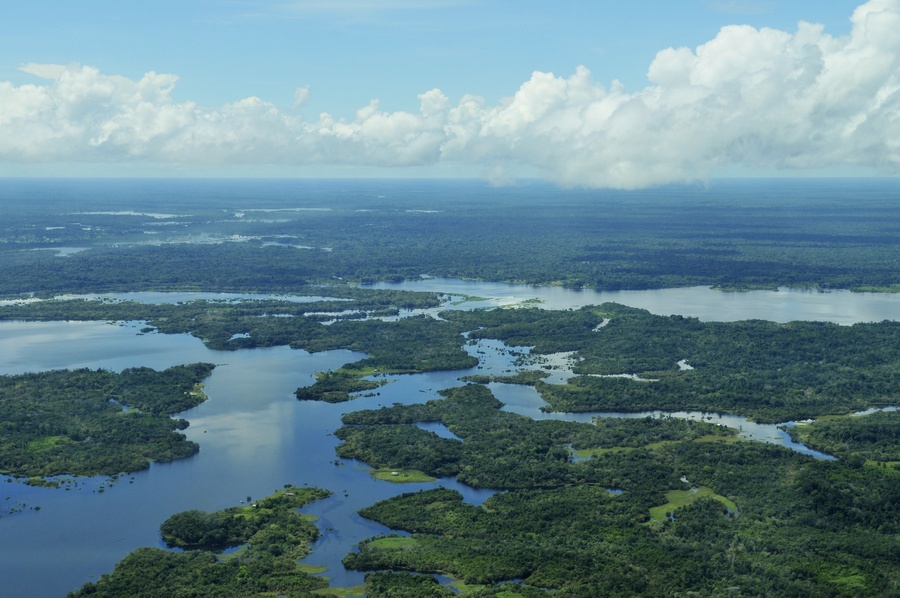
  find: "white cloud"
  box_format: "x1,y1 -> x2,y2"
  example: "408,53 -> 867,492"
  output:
3,0 -> 900,187
17,63 -> 68,80
293,85 -> 311,109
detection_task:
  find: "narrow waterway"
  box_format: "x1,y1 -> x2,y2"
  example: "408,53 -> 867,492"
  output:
1,282 -> 898,596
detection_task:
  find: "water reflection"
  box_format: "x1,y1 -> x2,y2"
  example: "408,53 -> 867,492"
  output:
416,421 -> 464,441
493,381 -> 836,460
0,320 -> 496,596
2,280 -> 898,596
370,278 -> 900,325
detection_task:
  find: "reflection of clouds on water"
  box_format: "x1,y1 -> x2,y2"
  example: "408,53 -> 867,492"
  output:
188,402 -> 293,474
52,291 -> 350,304
1,281 -> 895,595
73,211 -> 185,219
372,279 -> 900,325
0,320 -> 208,375
26,246 -> 89,257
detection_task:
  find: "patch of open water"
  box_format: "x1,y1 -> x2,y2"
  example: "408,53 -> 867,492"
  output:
1,281 -> 898,596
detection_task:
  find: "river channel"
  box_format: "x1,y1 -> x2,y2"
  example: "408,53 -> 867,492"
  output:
1,282 -> 898,597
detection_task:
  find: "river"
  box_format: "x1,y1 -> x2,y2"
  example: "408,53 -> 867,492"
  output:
0,282 -> 898,597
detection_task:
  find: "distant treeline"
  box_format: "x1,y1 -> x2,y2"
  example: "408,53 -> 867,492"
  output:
3,179 -> 900,295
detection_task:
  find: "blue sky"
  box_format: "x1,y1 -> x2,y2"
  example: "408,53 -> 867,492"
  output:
2,0 -> 897,186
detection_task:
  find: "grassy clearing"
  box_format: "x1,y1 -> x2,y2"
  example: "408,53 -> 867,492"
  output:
368,536 -> 418,550
297,562 -> 328,575
26,435 -> 69,453
649,487 -> 737,521
692,435 -> 745,444
370,468 -> 436,483
573,435 -> 744,460
865,459 -> 900,471
453,295 -> 490,304
450,580 -> 489,594
336,365 -> 395,377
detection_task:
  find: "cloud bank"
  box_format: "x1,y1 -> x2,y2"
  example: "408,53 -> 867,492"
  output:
3,0 -> 900,188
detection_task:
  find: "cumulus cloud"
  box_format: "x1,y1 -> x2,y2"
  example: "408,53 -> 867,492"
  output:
293,85 -> 311,109
3,0 -> 900,187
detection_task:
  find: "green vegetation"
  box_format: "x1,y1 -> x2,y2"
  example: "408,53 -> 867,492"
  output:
3,296 -> 898,425
370,468 -> 437,483
459,370 -> 550,386
364,570 -> 455,597
0,364 -> 214,478
160,487 -> 328,550
786,410 -> 900,464
446,303 -> 900,422
338,384 -> 736,489
68,487 -> 332,597
335,383 -> 900,595
648,486 -> 737,522
291,315 -> 477,375
295,370 -> 385,403
0,298 -> 478,381
4,179 -> 900,596
4,178 -> 900,295
0,293 -> 440,350
345,446 -> 900,596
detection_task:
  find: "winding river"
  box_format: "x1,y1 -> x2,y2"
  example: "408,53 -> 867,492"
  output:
1,282 -> 899,597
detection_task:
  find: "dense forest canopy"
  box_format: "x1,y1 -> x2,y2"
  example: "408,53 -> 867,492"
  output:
0,364 -> 214,479
2,178 -> 900,296
1,178 -> 899,597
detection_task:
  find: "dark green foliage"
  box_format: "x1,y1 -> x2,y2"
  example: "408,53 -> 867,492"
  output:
338,384 -> 735,489
294,370 -> 384,403
292,315 -> 478,374
6,179 -> 900,596
336,424 -> 463,477
340,386 -> 900,596
116,364 -> 217,415
793,460 -> 900,532
364,571 -> 456,597
447,304 -> 900,422
69,487 -> 331,598
0,298 -> 477,378
4,294 -> 899,424
788,410 -> 900,462
0,363 -> 214,478
160,510 -> 252,550
4,178 -> 900,294
348,453 -> 900,596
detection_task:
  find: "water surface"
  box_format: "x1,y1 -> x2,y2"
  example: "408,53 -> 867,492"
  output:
371,279 -> 900,325
1,280 -> 897,596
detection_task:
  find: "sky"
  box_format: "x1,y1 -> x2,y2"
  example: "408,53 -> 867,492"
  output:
1,0 -> 898,187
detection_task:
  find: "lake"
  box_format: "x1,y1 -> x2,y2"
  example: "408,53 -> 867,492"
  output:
370,278 -> 900,325
1,282 -> 898,597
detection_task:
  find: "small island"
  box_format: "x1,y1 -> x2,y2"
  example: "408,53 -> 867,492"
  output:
0,363 -> 215,480
69,486 -> 333,597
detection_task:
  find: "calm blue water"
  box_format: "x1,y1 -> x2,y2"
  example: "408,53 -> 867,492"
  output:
2,281 -> 898,596
2,173 -> 900,597
370,279 -> 900,325
0,317 -> 502,596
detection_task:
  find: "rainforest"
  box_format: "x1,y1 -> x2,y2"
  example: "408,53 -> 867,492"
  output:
1,178 -> 899,597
